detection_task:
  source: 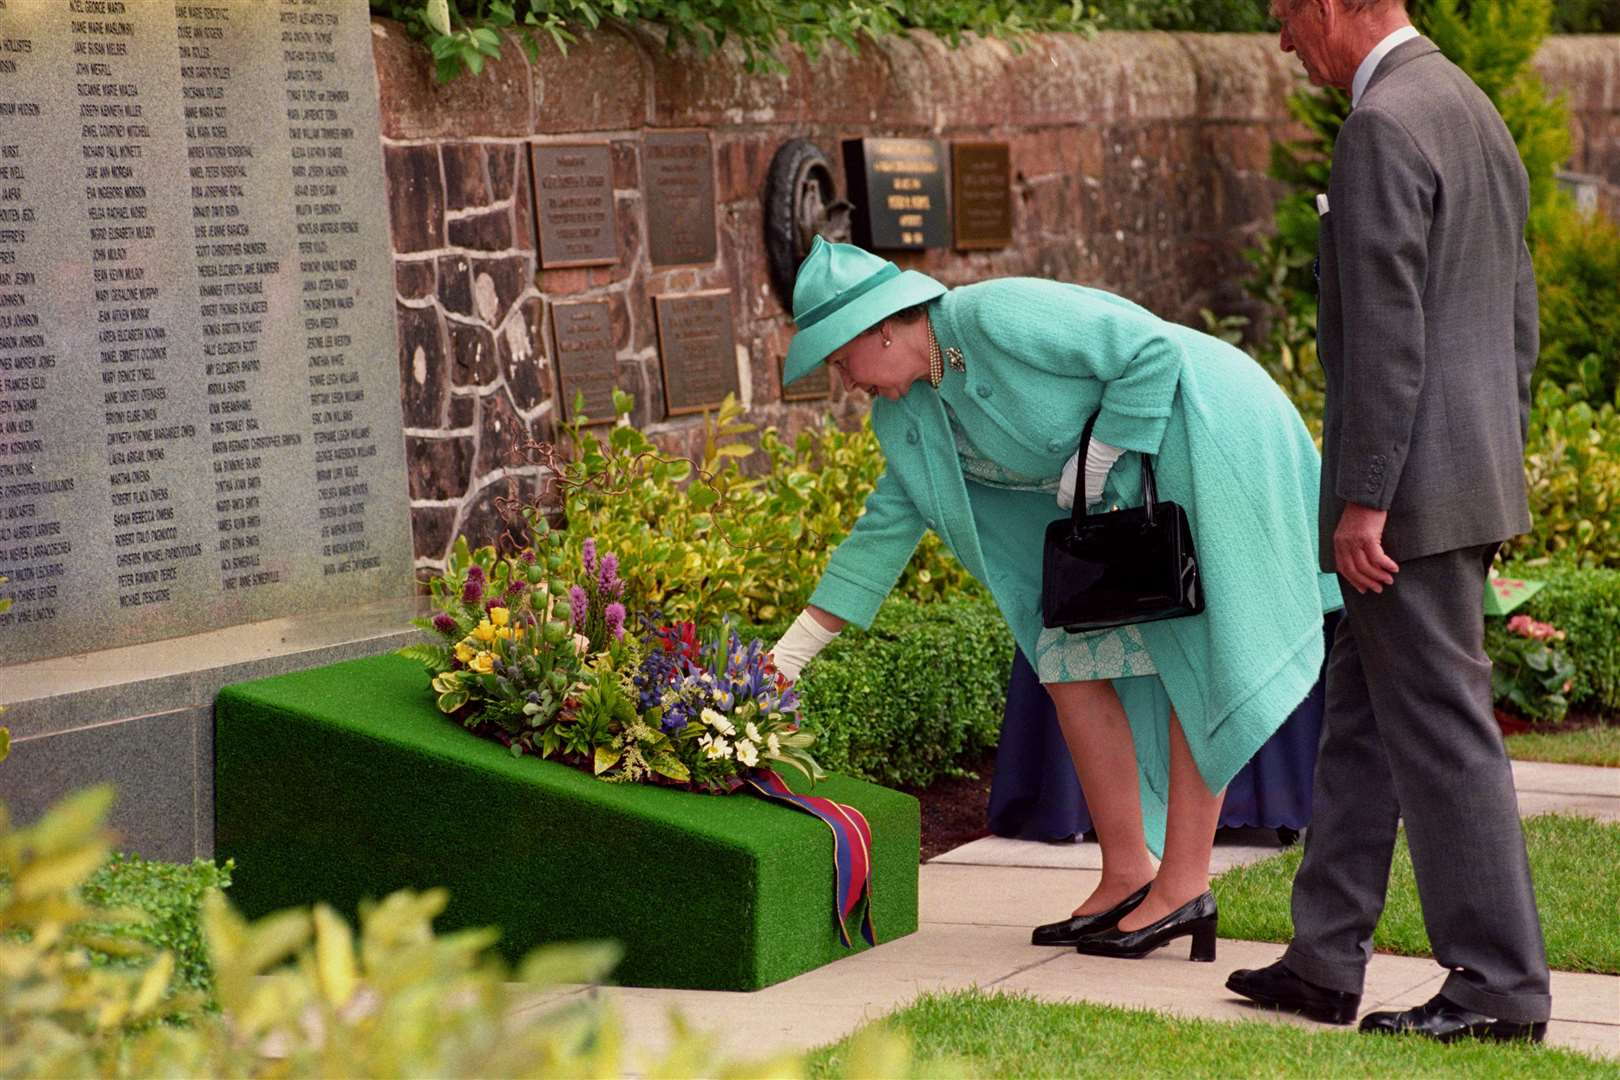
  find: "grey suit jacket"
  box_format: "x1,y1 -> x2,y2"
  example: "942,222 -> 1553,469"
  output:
1316,36 -> 1537,571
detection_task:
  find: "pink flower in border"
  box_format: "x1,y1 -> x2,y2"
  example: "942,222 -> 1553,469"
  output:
598,552 -> 621,597
569,584 -> 588,629
605,601 -> 626,640
582,538 -> 597,576
432,613 -> 457,635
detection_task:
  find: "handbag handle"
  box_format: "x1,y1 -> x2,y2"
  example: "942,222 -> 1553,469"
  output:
1072,410 -> 1159,528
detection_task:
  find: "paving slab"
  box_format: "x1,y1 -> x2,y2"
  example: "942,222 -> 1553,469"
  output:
1511,760 -> 1620,798
930,834 -> 1289,873
919,863 -> 1101,928
1515,790 -> 1620,821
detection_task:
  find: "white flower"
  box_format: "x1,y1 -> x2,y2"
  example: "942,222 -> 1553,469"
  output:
571,632 -> 592,657
700,708 -> 725,728
745,721 -> 762,743
735,739 -> 759,767
704,736 -> 732,760
767,733 -> 781,755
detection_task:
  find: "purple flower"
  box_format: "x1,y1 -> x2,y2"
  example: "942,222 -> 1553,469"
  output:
605,601 -> 626,640
461,579 -> 483,605
598,553 -> 621,597
432,613 -> 456,635
569,584 -> 588,629
467,565 -> 485,583
582,538 -> 597,576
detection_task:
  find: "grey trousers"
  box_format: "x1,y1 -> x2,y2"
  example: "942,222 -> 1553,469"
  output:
1282,544 -> 1552,1022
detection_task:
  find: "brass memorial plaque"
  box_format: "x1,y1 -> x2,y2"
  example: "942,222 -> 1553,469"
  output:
644,130 -> 717,267
952,142 -> 1012,249
654,290 -> 740,417
842,137 -> 949,250
530,143 -> 618,268
780,355 -> 831,402
551,300 -> 618,425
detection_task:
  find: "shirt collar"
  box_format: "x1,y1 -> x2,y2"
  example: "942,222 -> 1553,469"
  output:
1351,25 -> 1420,107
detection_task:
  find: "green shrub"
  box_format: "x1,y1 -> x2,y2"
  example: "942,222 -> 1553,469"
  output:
1093,0 -> 1269,31
1549,0 -> 1620,30
1484,615 -> 1576,723
1500,559 -> 1620,714
372,0 -> 1099,82
549,392 -> 982,629
1532,203 -> 1620,404
78,853 -> 234,1006
786,595 -> 1014,789
1509,382 -> 1620,568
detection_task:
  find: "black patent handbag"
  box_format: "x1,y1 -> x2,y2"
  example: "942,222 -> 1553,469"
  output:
1040,411 -> 1205,632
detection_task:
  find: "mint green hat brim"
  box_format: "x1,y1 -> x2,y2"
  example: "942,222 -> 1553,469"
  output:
783,269 -> 947,386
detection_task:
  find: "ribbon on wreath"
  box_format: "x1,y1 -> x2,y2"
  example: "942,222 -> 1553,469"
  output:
742,769 -> 877,948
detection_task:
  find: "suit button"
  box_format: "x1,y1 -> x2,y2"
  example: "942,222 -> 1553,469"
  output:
1047,438 -> 1064,453
905,429 -> 919,446
976,385 -> 992,398
925,518 -> 937,529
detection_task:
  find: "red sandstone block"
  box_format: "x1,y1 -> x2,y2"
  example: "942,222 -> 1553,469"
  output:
640,29 -> 808,128
411,505 -> 459,565
532,29 -> 649,133
384,144 -> 446,254
1173,33 -> 1301,123
371,19 -> 532,139
407,434 -> 476,501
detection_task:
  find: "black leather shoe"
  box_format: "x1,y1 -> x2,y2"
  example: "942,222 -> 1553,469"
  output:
1031,883 -> 1152,946
1226,960 -> 1361,1025
1359,994 -> 1547,1043
1074,890 -> 1218,961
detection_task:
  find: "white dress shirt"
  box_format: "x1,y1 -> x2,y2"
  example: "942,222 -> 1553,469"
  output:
1351,25 -> 1421,107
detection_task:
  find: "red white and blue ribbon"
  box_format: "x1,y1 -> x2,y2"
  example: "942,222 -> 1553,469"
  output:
743,769 -> 877,948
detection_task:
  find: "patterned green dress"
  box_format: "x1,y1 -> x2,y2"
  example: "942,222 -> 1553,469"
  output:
943,403 -> 1159,685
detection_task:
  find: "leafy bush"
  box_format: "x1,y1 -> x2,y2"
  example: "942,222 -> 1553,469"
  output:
1093,0 -> 1269,31
784,595 -> 1014,789
3,786 -> 897,1077
1531,203 -> 1620,405
1485,614 -> 1577,723
77,853 -> 234,1008
548,392 -> 982,629
1500,559 -> 1620,714
372,0 -> 1099,82
1510,382 -> 1620,568
1549,0 -> 1620,30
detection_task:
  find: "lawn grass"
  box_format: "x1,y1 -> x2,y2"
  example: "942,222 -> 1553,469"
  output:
1507,724 -> 1620,767
1212,814 -> 1620,974
806,990 -> 1616,1079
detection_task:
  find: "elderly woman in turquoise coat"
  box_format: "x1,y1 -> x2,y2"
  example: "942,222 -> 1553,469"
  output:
769,238 -> 1341,962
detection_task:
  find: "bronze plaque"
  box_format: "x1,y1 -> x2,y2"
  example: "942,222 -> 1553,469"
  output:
530,143 -> 618,268
952,142 -> 1012,249
643,130 -> 717,267
551,300 -> 618,425
842,137 -> 949,250
780,355 -> 831,402
654,290 -> 740,416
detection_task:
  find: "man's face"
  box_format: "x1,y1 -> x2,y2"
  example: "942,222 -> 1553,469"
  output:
1272,0 -> 1336,88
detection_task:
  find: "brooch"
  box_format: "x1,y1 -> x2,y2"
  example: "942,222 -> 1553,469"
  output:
945,346 -> 966,373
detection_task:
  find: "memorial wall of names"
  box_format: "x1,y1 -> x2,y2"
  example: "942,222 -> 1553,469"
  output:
0,0 -> 410,666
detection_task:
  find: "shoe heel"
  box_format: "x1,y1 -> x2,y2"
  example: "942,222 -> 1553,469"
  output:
1188,918 -> 1217,963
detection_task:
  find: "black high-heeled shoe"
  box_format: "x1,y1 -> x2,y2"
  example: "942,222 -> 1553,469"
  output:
1030,883 -> 1152,946
1073,890 -> 1218,962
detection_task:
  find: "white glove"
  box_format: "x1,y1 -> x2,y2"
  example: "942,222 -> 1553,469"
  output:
768,609 -> 841,682
1056,438 -> 1125,510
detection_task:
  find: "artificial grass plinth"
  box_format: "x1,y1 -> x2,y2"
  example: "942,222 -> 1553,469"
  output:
214,653 -> 919,991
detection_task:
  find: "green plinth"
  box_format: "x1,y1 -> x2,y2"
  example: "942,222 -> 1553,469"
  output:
214,653 -> 919,990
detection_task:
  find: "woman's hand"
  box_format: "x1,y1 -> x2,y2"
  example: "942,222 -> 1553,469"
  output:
1056,439 -> 1126,510
767,608 -> 845,682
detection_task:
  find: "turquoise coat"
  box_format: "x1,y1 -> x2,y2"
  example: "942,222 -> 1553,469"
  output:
807,279 -> 1343,852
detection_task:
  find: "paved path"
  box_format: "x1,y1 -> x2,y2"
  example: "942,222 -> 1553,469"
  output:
522,759 -> 1620,1068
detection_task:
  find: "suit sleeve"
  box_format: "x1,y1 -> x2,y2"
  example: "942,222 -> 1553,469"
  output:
1513,238 -> 1539,444
808,465 -> 925,629
1329,105 -> 1436,510
954,282 -> 1183,455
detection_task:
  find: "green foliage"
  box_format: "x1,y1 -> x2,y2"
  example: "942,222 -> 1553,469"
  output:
1092,0 -> 1269,30
1548,0 -> 1620,31
1485,615 -> 1577,723
787,595 -> 1014,789
3,786 -> 878,1077
554,392 -> 981,628
371,0 -> 1100,83
1501,558 -> 1620,713
1531,203 -> 1620,405
1510,382 -> 1620,569
77,853 -> 234,1010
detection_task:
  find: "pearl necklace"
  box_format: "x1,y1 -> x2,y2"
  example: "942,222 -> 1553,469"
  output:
926,319 -> 944,389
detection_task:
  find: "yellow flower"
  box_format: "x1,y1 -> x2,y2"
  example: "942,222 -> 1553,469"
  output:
496,625 -> 514,640
472,620 -> 496,643
490,606 -> 510,627
469,651 -> 495,674
454,641 -> 475,663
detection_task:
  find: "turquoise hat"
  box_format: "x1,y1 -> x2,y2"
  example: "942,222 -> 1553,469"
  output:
783,237 -> 947,386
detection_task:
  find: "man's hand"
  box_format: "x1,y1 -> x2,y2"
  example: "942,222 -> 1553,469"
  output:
1334,502 -> 1400,594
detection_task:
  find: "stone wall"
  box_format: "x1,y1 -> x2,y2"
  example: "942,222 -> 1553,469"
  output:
371,23 -> 1620,573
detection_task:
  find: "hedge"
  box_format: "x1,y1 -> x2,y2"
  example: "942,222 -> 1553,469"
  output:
1501,560 -> 1620,714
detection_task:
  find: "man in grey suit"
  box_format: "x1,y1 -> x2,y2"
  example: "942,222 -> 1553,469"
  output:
1226,0 -> 1551,1043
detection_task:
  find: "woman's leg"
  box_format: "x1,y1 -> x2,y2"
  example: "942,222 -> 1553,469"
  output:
1046,679 -> 1157,914
1118,707 -> 1226,930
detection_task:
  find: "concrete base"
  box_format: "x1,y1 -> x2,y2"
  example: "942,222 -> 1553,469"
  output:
0,596 -> 423,860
